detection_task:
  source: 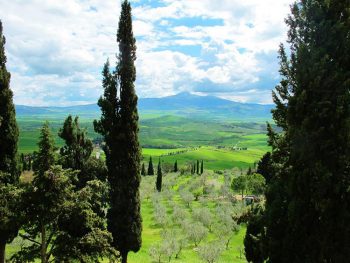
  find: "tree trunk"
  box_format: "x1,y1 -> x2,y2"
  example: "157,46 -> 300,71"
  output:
0,242 -> 6,263
121,251 -> 128,263
41,225 -> 46,263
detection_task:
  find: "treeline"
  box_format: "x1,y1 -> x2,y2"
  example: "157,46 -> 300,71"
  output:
0,1 -> 142,263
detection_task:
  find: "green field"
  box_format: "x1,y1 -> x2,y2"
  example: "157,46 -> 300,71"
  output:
18,115 -> 270,170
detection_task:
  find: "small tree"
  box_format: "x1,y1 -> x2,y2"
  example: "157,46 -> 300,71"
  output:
33,122 -> 56,176
197,241 -> 224,263
156,159 -> 162,192
174,160 -> 178,172
231,175 -> 247,199
193,207 -> 213,232
148,156 -> 154,175
58,115 -> 93,174
180,189 -> 194,207
247,173 -> 266,196
186,222 -> 208,247
141,163 -> 146,176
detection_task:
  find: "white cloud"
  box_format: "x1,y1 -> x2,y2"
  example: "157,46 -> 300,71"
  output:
0,0 -> 294,106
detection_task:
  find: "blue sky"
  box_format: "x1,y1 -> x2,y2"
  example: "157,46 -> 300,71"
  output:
0,0 -> 293,106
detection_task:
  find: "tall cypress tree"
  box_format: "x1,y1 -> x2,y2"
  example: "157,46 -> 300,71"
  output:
94,1 -> 142,262
264,1 -> 350,262
0,20 -> 20,263
0,20 -> 19,180
196,160 -> 199,174
147,157 -> 154,175
156,159 -> 162,192
200,160 -> 203,174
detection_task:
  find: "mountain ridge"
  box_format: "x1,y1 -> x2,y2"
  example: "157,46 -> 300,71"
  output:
16,92 -> 274,120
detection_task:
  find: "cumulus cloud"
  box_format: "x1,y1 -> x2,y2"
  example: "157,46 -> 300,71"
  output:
0,0 -> 294,106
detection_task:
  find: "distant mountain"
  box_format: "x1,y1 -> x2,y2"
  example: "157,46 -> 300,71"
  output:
16,92 -> 273,120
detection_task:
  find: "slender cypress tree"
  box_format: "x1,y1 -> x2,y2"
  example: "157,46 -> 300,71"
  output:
0,21 -> 20,263
94,1 -> 142,262
200,160 -> 203,174
196,160 -> 199,174
264,1 -> 350,262
0,20 -> 19,180
141,163 -> 146,176
174,160 -> 178,172
156,159 -> 162,192
147,157 -> 154,175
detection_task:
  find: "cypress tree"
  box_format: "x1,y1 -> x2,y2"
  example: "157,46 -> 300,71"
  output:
33,122 -> 55,177
0,21 -> 20,263
94,1 -> 142,262
141,163 -> 146,176
0,20 -> 19,180
264,1 -> 350,261
156,159 -> 162,192
196,160 -> 199,174
200,160 -> 203,174
147,157 -> 154,175
174,160 -> 178,172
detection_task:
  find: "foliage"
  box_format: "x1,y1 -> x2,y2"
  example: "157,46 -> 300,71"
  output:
14,166 -> 117,263
0,20 -> 20,263
264,1 -> 350,261
148,156 -> 154,175
94,1 -> 142,261
244,204 -> 267,263
58,115 -> 93,180
197,241 -> 224,263
231,175 -> 247,198
156,159 -> 162,192
32,122 -> 56,176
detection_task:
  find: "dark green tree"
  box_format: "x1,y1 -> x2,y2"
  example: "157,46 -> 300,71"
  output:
58,115 -> 93,171
200,160 -> 204,174
231,175 -> 247,199
196,160 -> 199,174
148,157 -> 154,175
94,1 -> 142,262
15,166 -> 117,263
0,173 -> 22,263
264,1 -> 350,262
33,122 -> 55,176
244,205 -> 268,263
247,173 -> 266,196
0,21 -> 20,263
141,162 -> 146,176
256,152 -> 272,184
174,160 -> 178,172
156,159 -> 162,192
